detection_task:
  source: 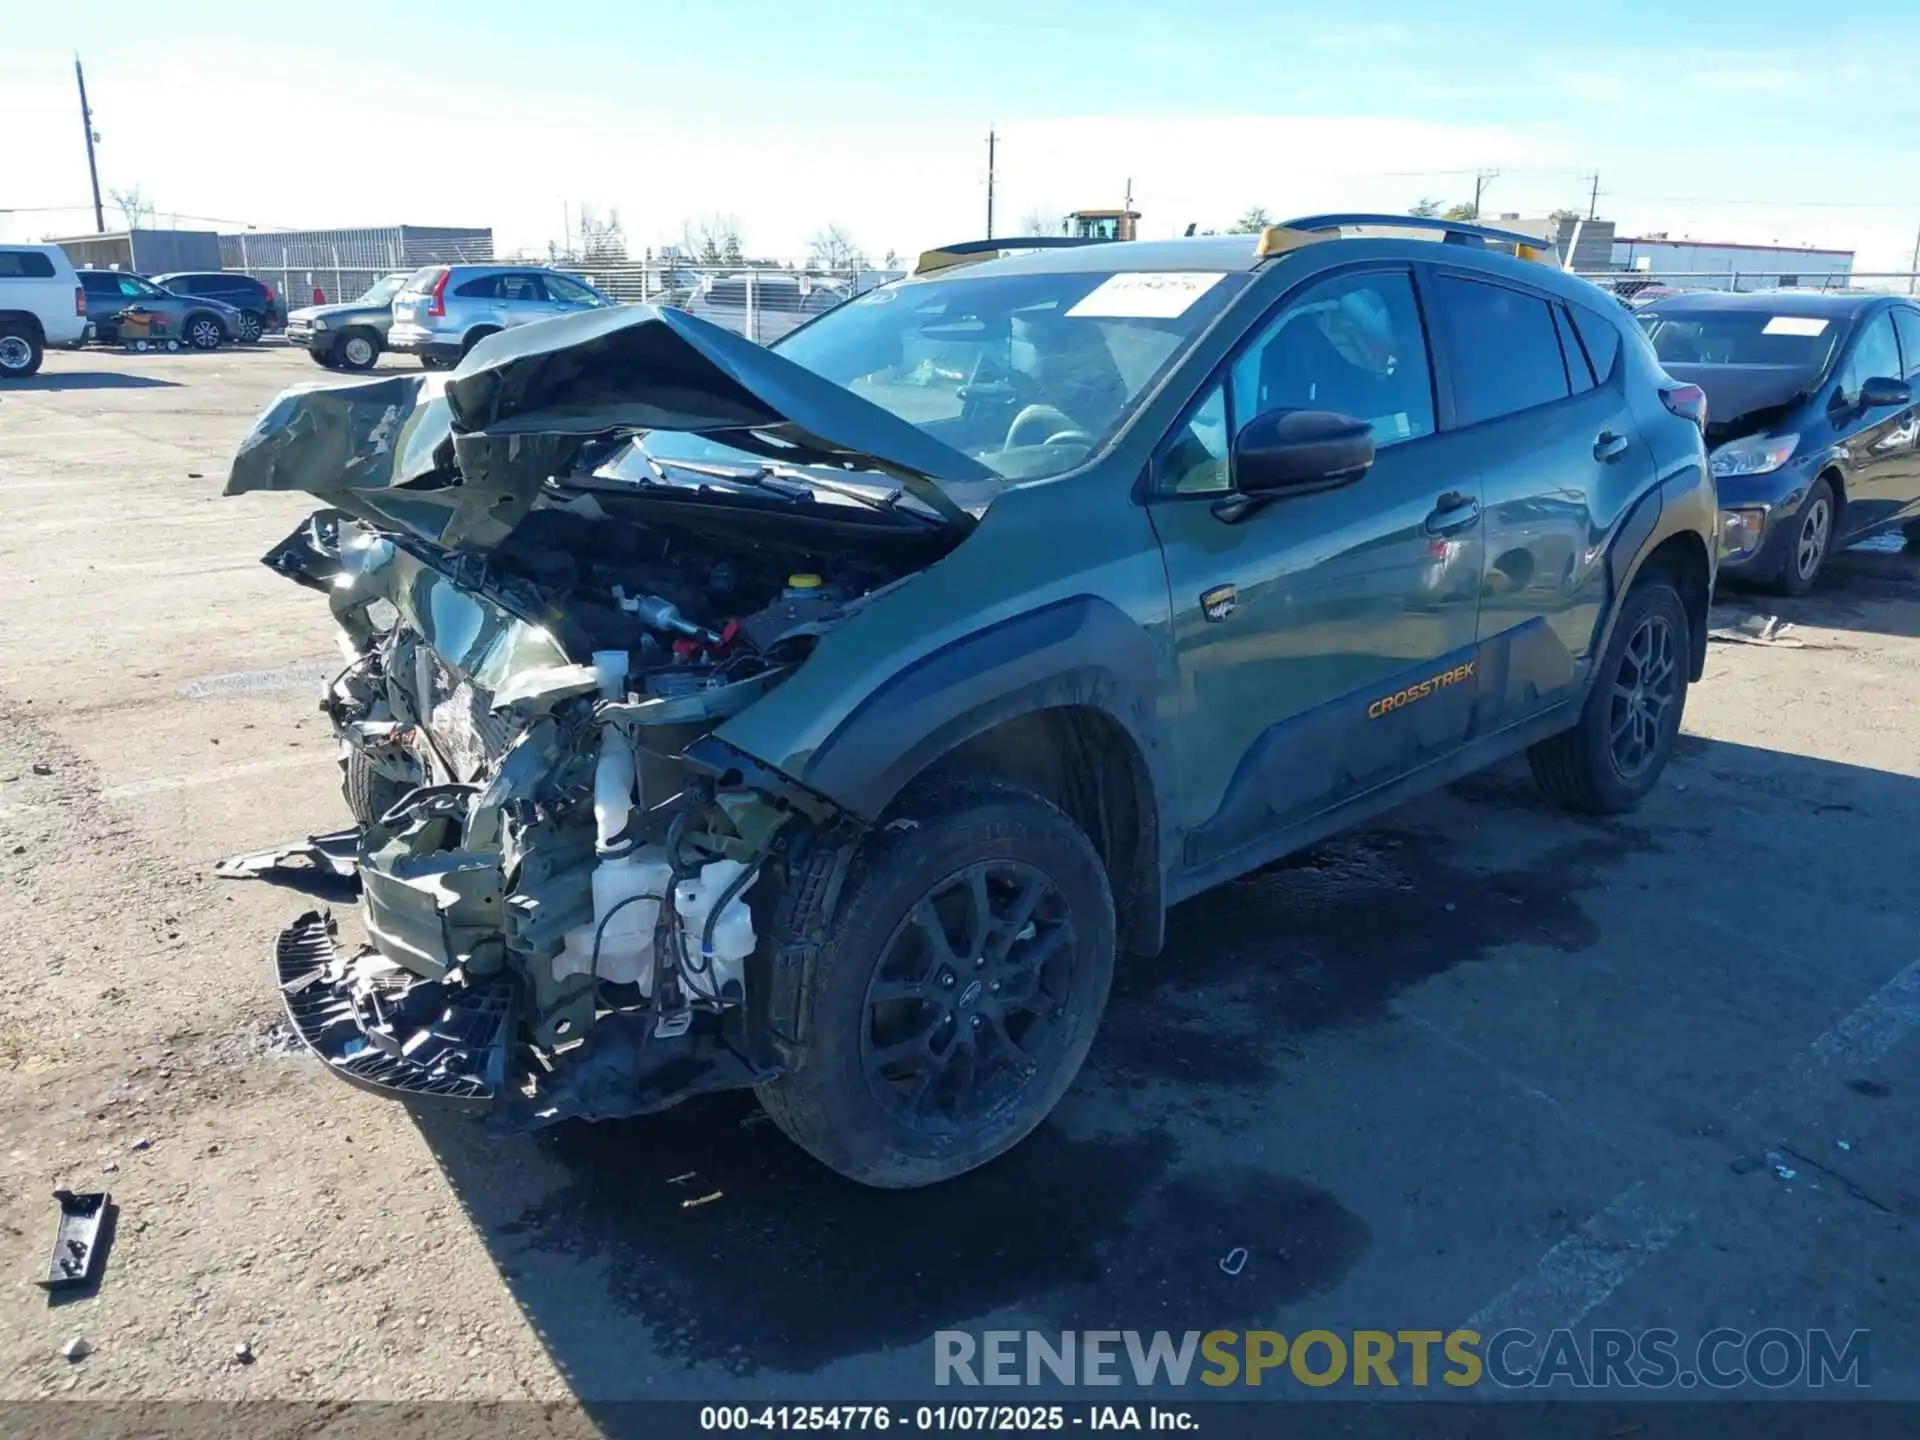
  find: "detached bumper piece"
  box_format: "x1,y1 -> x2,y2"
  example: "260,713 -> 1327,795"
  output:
275,910 -> 512,1111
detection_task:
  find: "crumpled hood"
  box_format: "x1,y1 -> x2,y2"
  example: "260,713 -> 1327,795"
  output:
225,304 -> 999,547
1664,363 -> 1814,444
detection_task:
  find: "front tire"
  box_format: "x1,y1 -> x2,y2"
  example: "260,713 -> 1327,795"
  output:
1769,476 -> 1836,596
335,329 -> 379,371
0,322 -> 44,379
419,354 -> 455,371
344,748 -> 409,828
757,781 -> 1116,1189
1528,575 -> 1690,814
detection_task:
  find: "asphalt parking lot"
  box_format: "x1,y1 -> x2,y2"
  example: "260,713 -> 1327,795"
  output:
2,342 -> 1917,1411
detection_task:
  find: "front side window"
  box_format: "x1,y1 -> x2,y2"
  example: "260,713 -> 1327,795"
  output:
1229,269 -> 1437,447
543,274 -> 603,306
770,266 -> 1248,481
499,273 -> 545,303
1834,312 -> 1902,407
1433,275 -> 1570,425
1158,382 -> 1231,494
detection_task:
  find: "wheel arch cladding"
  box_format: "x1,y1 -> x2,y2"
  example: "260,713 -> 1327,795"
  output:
0,311 -> 47,341
800,596 -> 1172,956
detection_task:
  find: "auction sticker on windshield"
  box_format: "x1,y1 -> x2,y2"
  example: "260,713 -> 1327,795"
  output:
1762,316 -> 1829,336
1068,272 -> 1226,319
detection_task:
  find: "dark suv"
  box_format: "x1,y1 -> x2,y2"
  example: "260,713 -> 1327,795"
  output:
1638,290 -> 1920,593
150,272 -> 283,342
226,215 -> 1715,1188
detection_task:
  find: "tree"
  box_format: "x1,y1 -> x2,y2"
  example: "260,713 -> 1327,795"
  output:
807,222 -> 867,272
1409,197 -> 1444,218
577,205 -> 627,263
1441,202 -> 1477,222
1227,206 -> 1274,235
681,214 -> 743,267
1020,208 -> 1064,237
109,185 -> 154,230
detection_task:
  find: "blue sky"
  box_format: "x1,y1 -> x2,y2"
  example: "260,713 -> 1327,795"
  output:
5,0 -> 1919,269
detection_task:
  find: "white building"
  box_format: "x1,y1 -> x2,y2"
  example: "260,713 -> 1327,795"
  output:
1609,235 -> 1853,291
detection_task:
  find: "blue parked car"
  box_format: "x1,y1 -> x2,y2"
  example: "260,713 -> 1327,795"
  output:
1638,290 -> 1920,593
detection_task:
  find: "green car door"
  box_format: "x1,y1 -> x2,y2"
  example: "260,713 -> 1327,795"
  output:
1425,270 -> 1649,718
1145,266 -> 1486,889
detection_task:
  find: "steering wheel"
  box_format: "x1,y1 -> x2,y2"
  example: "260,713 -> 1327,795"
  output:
1005,403 -> 1090,450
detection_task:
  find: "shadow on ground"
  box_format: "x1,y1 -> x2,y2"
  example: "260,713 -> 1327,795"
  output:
11,371 -> 181,390
1718,532 -> 1920,641
411,734 -> 1920,1406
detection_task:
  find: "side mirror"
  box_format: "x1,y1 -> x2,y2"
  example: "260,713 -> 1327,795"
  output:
1234,408 -> 1375,494
1859,376 -> 1913,409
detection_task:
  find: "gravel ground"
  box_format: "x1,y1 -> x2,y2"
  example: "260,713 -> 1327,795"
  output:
1,344 -> 1916,1413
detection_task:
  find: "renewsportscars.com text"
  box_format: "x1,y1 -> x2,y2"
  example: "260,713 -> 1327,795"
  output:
933,1328 -> 1870,1390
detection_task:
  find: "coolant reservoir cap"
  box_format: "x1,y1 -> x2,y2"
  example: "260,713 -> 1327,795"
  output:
786,573 -> 823,590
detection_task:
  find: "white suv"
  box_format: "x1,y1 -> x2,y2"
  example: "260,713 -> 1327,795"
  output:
0,244 -> 91,378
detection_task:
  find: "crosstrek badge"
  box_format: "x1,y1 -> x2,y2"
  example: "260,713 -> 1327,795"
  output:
1368,660 -> 1475,718
1068,272 -> 1226,319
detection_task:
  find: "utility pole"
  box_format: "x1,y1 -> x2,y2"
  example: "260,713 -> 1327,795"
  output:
985,127 -> 997,239
1580,171 -> 1602,221
74,54 -> 105,233
1470,169 -> 1499,221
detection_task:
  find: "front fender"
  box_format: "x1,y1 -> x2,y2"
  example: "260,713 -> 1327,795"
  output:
788,594 -> 1173,826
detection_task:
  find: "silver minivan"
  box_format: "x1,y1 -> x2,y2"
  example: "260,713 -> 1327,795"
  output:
387,264 -> 615,369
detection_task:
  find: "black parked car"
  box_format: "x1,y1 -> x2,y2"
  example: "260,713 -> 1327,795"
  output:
1639,291 -> 1920,593
149,272 -> 283,342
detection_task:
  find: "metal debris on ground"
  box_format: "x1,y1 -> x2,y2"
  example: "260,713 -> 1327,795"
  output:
61,1337 -> 90,1362
681,1190 -> 724,1210
38,1190 -> 111,1291
233,1341 -> 255,1365
1708,612 -> 1804,647
1219,1246 -> 1249,1276
666,1171 -> 698,1185
214,829 -> 360,885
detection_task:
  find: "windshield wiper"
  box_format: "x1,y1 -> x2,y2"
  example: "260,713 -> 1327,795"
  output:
652,455 -> 922,517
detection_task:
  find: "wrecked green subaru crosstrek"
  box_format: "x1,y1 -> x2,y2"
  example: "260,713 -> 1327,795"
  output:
229,217 -> 1715,1188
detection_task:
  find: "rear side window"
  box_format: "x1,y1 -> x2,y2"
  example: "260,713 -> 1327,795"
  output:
80,271 -> 121,294
454,275 -> 503,299
1893,308 -> 1920,382
1566,303 -> 1621,385
1551,306 -> 1595,392
0,250 -> 58,279
1433,275 -> 1571,425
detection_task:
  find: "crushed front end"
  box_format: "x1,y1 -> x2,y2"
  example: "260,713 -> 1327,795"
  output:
230,307 -> 982,1128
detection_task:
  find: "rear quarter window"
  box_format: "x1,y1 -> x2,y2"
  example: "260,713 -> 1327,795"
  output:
1566,303 -> 1622,383
0,250 -> 58,279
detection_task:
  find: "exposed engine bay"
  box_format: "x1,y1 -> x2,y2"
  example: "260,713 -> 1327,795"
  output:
265,467 -> 950,1125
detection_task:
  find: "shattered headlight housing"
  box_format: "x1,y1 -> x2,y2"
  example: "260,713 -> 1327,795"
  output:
1710,433 -> 1799,478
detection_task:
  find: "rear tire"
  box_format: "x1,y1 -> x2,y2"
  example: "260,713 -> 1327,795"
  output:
419,355 -> 455,371
757,781 -> 1116,1189
236,310 -> 265,343
0,322 -> 44,379
185,313 -> 225,351
1902,519 -> 1920,551
1767,476 -> 1836,596
459,326 -> 500,358
311,350 -> 340,369
1528,575 -> 1690,814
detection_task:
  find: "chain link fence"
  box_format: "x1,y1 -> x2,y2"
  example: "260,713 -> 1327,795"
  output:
1574,270 -> 1920,300
252,259 -> 909,344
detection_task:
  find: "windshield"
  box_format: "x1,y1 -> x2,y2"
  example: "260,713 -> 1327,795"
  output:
758,267 -> 1250,481
1639,310 -> 1843,373
356,274 -> 408,306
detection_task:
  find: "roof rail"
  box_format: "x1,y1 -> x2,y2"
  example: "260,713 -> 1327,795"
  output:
913,235 -> 1114,277
1257,213 -> 1563,268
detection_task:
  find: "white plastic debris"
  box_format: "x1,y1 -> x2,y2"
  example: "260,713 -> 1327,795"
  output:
61,1337 -> 90,1362
233,1340 -> 255,1365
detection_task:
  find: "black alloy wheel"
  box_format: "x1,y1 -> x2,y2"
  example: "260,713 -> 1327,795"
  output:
860,860 -> 1075,1130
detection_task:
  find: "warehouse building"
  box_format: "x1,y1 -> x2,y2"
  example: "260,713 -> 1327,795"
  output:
1609,234 -> 1854,291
